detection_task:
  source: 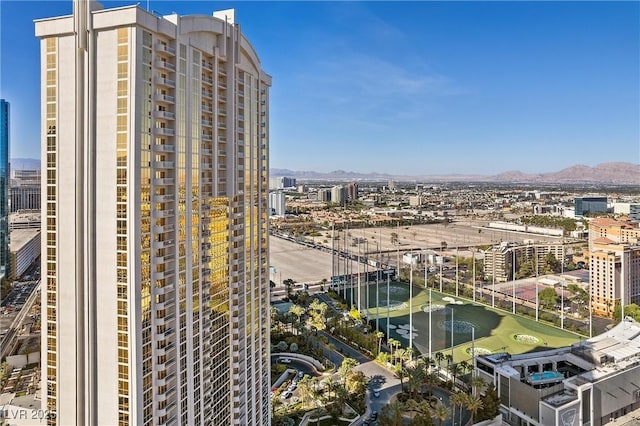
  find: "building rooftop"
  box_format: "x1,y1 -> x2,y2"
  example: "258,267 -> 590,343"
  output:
8,229 -> 40,252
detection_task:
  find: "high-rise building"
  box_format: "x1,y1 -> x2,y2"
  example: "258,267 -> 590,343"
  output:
331,185 -> 345,205
0,99 -> 10,281
36,2 -> 271,425
346,182 -> 358,202
10,169 -> 41,212
268,176 -> 296,190
269,191 -> 286,216
588,218 -> 640,317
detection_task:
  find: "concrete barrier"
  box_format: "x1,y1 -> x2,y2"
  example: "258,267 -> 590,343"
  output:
271,352 -> 323,370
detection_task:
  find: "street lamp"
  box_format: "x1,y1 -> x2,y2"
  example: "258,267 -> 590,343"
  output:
409,253 -> 413,360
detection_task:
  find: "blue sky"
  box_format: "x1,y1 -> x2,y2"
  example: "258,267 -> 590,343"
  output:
1,1 -> 638,175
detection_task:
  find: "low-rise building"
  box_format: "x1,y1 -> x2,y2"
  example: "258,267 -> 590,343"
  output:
8,229 -> 40,280
475,318 -> 640,426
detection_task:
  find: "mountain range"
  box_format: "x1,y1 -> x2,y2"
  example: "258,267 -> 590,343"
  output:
11,158 -> 639,184
272,162 -> 640,185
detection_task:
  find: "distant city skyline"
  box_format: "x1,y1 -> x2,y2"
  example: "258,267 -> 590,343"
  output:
1,1 -> 639,175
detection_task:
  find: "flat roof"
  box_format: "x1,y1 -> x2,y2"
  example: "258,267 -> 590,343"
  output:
9,229 -> 40,252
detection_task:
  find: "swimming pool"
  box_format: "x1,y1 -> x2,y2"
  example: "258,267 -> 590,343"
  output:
528,371 -> 564,385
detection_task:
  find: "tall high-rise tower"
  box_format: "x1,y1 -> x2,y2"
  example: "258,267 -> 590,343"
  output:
36,2 -> 271,425
0,99 -> 9,281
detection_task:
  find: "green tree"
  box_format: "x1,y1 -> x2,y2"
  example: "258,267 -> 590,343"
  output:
337,357 -> 358,389
288,304 -> 305,333
379,400 -> 404,426
477,384 -> 500,422
543,252 -> 560,273
538,287 -> 559,310
613,303 -> 640,322
432,400 -> 450,426
450,392 -> 467,426
375,331 -> 385,355
435,352 -> 444,371
467,394 -> 484,424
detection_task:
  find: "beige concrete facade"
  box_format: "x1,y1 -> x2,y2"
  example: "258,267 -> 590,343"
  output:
36,2 -> 271,425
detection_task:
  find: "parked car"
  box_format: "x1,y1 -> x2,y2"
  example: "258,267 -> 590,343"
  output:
280,391 -> 292,400
279,357 -> 291,364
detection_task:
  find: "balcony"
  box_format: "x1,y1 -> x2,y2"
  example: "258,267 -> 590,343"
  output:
203,268 -> 211,276
154,253 -> 175,264
155,42 -> 176,55
218,81 -> 227,89
202,76 -> 213,85
154,209 -> 175,219
201,119 -> 213,127
155,127 -> 175,136
219,95 -> 227,103
219,108 -> 227,116
202,148 -> 212,156
237,102 -> 244,109
155,110 -> 175,120
237,127 -> 245,133
202,162 -> 213,169
218,68 -> 227,76
154,177 -> 175,186
202,61 -> 213,71
154,223 -> 174,233
154,160 -> 175,169
202,90 -> 213,99
218,122 -> 226,129
153,194 -> 173,203
218,150 -> 226,156
155,60 -> 176,71
218,135 -> 227,142
201,134 -> 213,142
154,93 -> 175,104
155,76 -> 175,87
237,114 -> 244,121
155,239 -> 175,250
202,104 -> 213,113
155,143 -> 175,153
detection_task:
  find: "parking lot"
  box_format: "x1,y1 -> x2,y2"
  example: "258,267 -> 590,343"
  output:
269,236 -> 334,286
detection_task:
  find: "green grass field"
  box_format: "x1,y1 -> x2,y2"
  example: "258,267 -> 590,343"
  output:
344,281 -> 582,364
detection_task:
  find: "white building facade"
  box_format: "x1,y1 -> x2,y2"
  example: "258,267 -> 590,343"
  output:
36,2 -> 271,425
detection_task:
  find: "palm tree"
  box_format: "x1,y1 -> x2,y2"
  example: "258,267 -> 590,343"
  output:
395,364 -> 409,391
323,377 -> 337,403
432,399 -> 450,426
452,363 -> 464,389
459,360 -> 470,378
466,394 -> 484,424
449,392 -> 465,426
425,371 -> 439,397
379,400 -> 404,426
288,304 -> 305,334
468,375 -> 486,397
406,363 -> 426,399
435,352 -> 444,372
376,331 -> 385,355
337,357 -> 358,389
298,375 -> 312,406
389,338 -> 401,363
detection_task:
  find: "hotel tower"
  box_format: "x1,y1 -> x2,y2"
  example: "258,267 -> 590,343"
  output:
36,1 -> 271,425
